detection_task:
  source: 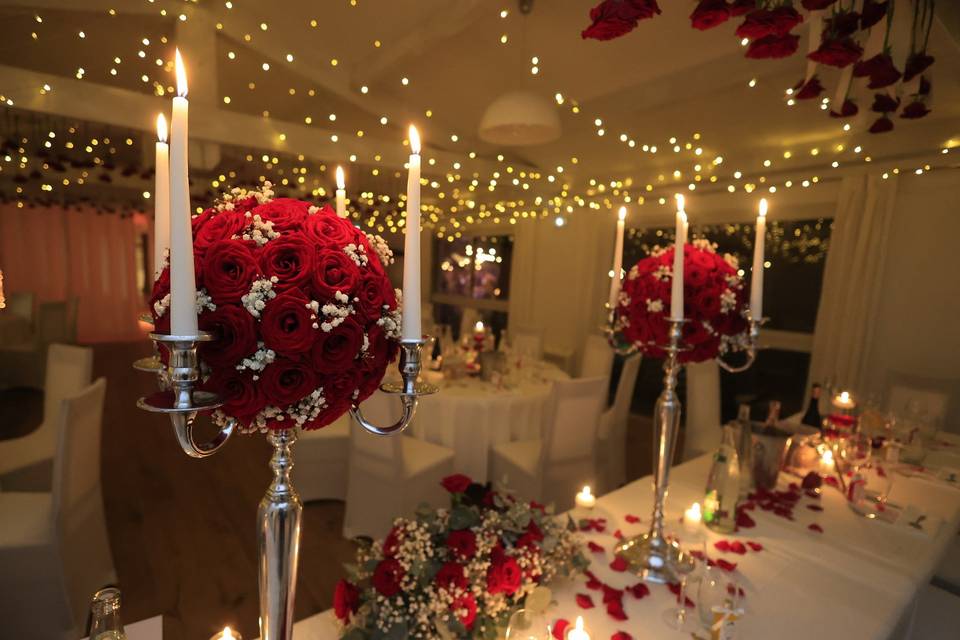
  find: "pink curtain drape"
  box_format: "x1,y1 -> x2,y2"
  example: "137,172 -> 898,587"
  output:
0,203 -> 144,343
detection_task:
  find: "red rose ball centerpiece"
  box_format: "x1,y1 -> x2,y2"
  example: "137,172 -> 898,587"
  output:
150,182 -> 400,433
615,239 -> 750,363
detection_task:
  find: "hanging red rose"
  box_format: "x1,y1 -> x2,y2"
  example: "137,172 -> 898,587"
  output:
801,0 -> 839,9
829,99 -> 859,118
869,116 -> 894,134
903,53 -> 935,82
807,38 -> 863,68
581,0 -> 661,41
333,580 -> 359,622
150,183 -> 402,434
870,93 -> 900,114
900,101 -> 930,119
824,11 -> 861,39
736,7 -> 802,40
860,0 -> 888,29
793,75 -> 825,100
854,53 -> 902,89
727,0 -> 754,16
690,0 -> 730,31
745,33 -> 800,60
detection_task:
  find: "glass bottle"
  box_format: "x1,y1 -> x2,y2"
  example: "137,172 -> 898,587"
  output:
801,384 -> 823,428
89,588 -> 126,640
703,425 -> 740,534
735,404 -> 754,498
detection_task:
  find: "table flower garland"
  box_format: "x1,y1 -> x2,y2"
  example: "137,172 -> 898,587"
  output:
149,182 -> 401,433
614,239 -> 749,363
334,474 -> 589,639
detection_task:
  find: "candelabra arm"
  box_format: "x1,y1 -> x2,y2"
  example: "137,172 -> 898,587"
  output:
602,305 -> 640,356
170,412 -> 235,458
349,337 -> 438,437
715,316 -> 766,374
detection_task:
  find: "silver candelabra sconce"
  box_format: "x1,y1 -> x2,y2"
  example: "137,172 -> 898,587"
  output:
134,329 -> 436,640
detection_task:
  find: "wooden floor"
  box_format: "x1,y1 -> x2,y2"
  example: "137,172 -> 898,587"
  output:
2,342 -> 655,639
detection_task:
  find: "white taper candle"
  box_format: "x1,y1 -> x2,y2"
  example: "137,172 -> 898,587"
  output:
670,195 -> 687,321
750,198 -> 767,319
608,206 -> 627,310
335,166 -> 346,218
401,125 -> 422,341
169,49 -> 198,336
153,113 -> 170,277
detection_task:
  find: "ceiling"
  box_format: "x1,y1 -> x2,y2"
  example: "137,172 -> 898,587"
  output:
0,0 -> 958,233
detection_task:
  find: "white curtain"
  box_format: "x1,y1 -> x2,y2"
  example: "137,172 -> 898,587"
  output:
808,173 -> 898,393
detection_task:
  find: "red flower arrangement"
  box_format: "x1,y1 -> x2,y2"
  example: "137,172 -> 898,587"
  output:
581,0 -> 661,41
150,182 -> 400,433
615,239 -> 749,364
334,474 -> 588,638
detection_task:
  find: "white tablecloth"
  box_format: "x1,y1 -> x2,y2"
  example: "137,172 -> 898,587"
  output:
408,362 -> 569,481
291,454 -> 960,640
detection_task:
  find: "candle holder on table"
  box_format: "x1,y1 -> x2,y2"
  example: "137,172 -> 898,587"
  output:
135,332 -> 436,639
604,307 -> 765,582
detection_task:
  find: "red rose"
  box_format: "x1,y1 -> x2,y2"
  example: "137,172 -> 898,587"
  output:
807,38 -> 862,68
301,209 -> 358,249
824,11 -> 861,38
801,0 -> 838,9
871,93 -> 900,113
260,357 -> 318,407
690,0 -> 729,31
487,557 -> 522,595
191,207 -> 214,235
903,53 -> 934,82
868,116 -> 894,134
202,239 -> 260,304
441,474 -> 473,494
261,290 -> 316,356
860,0 -> 888,29
356,327 -> 395,402
198,304 -> 257,368
853,53 -> 901,89
434,561 -> 467,591
581,0 -> 661,41
355,272 -> 389,323
312,250 -> 360,302
333,580 -> 359,622
259,233 -> 314,293
303,369 -> 360,430
446,530 -> 477,560
451,593 -> 477,630
194,211 -> 248,257
310,317 -> 363,374
736,8 -> 801,40
900,100 -> 930,120
250,197 -> 310,233
205,368 -> 265,424
745,33 -> 799,59
372,558 -> 404,597
829,99 -> 858,118
727,0 -> 753,17
793,76 -> 825,100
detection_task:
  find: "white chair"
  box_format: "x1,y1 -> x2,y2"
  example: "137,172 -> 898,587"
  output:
906,583 -> 960,639
885,371 -> 954,432
682,359 -> 722,461
580,334 -> 614,381
490,377 -> 607,511
292,414 -> 350,502
0,343 -> 94,490
343,391 -> 455,539
596,354 -> 641,493
512,327 -> 545,360
0,378 -> 116,640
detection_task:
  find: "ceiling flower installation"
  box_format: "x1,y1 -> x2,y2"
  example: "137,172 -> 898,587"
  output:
582,0 -> 937,134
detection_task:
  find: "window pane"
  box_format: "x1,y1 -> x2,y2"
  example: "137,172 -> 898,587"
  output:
433,234 -> 513,301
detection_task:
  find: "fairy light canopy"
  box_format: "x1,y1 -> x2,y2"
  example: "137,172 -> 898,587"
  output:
0,0 -> 957,237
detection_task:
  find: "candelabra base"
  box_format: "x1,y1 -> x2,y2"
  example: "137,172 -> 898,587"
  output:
614,531 -> 684,584
132,354 -> 164,373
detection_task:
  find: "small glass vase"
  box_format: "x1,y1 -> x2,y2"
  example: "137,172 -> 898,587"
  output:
504,608 -> 551,640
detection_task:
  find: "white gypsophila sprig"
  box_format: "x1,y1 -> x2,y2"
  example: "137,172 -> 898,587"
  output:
653,264 -> 672,281
242,277 -> 278,318
627,264 -> 639,281
213,181 -> 275,214
649,244 -> 668,258
236,341 -> 276,378
239,213 -> 280,246
285,387 -> 328,427
154,248 -> 170,280
692,237 -> 718,253
320,290 -> 354,332
343,242 -> 369,267
196,288 -> 216,314
618,291 -> 631,307
720,288 -> 738,313
153,293 -> 171,318
646,298 -> 664,313
723,252 -> 740,270
363,231 -> 395,266
377,301 -> 402,340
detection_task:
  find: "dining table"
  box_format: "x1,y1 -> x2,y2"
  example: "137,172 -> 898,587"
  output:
287,449 -> 960,639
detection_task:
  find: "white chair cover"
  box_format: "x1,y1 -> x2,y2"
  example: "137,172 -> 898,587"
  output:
291,415 -> 350,502
0,377 -> 115,640
682,359 -> 722,461
580,334 -> 614,381
343,391 -> 455,539
512,327 -> 545,360
596,354 -> 641,492
0,343 -> 94,488
491,376 -> 606,511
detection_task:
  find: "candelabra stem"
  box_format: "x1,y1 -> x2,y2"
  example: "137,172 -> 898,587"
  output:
258,429 -> 302,640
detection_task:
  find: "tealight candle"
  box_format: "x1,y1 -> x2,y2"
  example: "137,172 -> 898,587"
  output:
819,447 -> 835,475
683,501 -> 702,533
832,391 -> 856,410
474,320 -> 485,335
575,485 -> 596,510
565,616 -> 591,640
210,626 -> 241,640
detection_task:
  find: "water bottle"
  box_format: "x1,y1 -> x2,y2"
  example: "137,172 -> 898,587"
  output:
801,384 -> 823,428
703,425 -> 741,534
89,588 -> 126,640
735,404 -> 754,498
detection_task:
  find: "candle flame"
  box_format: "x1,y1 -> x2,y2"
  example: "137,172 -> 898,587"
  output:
336,166 -> 345,190
156,113 -> 167,143
686,502 -> 702,521
474,320 -> 484,332
174,48 -> 188,97
759,198 -> 768,218
580,485 -> 592,498
822,448 -> 834,464
617,206 -> 627,221
221,627 -> 234,640
575,616 -> 585,631
408,125 -> 421,155
674,193 -> 685,212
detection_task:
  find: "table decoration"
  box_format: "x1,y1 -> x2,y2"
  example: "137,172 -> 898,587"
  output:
564,616 -> 590,640
575,486 -> 597,511
602,198 -> 767,582
334,473 -> 588,639
210,627 -> 241,640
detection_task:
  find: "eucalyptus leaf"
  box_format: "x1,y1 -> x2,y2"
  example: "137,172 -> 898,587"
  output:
449,505 -> 480,530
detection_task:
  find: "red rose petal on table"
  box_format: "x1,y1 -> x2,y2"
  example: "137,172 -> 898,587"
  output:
715,558 -> 738,572
747,541 -> 764,552
585,570 -> 603,591
727,584 -> 747,598
808,504 -> 824,512
613,529 -> 624,540
736,509 -> 756,529
588,541 -> 605,553
552,619 -> 569,640
809,523 -> 824,533
576,593 -> 595,609
714,540 -> 731,552
667,583 -> 695,607
729,541 -> 747,555
741,501 -> 756,510
606,599 -> 628,621
806,490 -> 821,499
602,584 -> 624,604
610,556 -> 629,572
612,633 -> 633,640
625,514 -> 641,524
824,476 -> 839,488
627,582 -> 651,599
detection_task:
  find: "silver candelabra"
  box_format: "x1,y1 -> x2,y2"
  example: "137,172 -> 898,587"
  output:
135,330 -> 436,640
604,304 -> 765,582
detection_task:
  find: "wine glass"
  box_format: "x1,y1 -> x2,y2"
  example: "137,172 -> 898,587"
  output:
504,609 -> 551,640
839,432 -> 872,473
697,565 -> 743,629
661,547 -> 698,631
